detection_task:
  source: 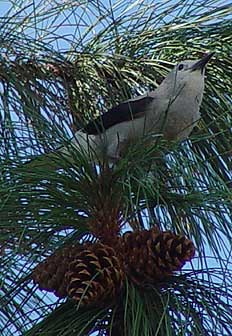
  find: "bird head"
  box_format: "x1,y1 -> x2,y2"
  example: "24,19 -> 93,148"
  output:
174,52 -> 214,76
159,52 -> 214,99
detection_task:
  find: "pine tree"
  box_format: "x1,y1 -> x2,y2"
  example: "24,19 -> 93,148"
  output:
0,1 -> 232,335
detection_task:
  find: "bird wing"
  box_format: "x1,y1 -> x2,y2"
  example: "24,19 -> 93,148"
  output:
83,94 -> 155,135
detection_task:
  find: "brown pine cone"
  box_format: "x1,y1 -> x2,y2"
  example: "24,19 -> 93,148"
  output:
32,245 -> 82,298
65,242 -> 125,306
123,228 -> 195,285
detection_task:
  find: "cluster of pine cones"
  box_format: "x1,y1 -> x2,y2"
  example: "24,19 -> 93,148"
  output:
32,227 -> 195,307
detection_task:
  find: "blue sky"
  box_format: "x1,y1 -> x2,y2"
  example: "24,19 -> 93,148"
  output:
0,0 -> 231,335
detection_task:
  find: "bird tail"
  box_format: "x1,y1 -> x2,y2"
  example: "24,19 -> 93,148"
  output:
23,131 -> 96,170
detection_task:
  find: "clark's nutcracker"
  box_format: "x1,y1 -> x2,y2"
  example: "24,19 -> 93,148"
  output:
66,52 -> 214,162
24,53 -> 213,167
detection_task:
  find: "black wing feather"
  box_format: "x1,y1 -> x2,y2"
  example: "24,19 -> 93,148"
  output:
83,96 -> 154,135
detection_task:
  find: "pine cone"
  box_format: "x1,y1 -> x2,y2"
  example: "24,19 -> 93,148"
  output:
123,228 -> 195,285
32,245 -> 82,298
66,243 -> 125,306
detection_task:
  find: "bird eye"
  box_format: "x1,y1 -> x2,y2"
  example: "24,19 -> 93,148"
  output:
178,64 -> 184,71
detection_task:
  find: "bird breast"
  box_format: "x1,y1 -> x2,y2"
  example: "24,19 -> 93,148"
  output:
147,91 -> 202,141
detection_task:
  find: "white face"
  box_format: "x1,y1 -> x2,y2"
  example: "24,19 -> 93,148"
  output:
171,59 -> 205,81
174,60 -> 206,80
160,59 -> 206,98
175,60 -> 205,72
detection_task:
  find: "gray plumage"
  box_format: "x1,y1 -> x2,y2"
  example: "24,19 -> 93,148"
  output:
67,53 -> 214,161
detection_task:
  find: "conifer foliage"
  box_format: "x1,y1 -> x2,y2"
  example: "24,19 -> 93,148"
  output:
0,1 -> 232,335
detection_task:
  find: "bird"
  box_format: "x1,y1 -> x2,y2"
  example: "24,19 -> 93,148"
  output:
24,52 -> 214,168
65,52 -> 214,162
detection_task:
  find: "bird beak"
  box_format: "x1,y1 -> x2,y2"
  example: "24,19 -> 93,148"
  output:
191,52 -> 214,72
